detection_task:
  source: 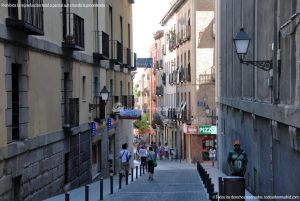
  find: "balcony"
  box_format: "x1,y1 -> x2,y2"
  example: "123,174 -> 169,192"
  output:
62,14 -> 85,51
179,66 -> 185,83
63,98 -> 79,129
167,108 -> 177,120
161,72 -> 166,85
93,31 -> 110,62
122,95 -> 128,108
111,40 -> 123,65
6,0 -> 44,35
130,52 -> 137,71
156,86 -> 164,96
199,66 -> 215,84
123,47 -> 132,67
186,25 -> 191,40
185,63 -> 191,82
91,97 -> 106,123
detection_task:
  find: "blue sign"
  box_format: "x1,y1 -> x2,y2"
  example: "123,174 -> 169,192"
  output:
197,101 -> 205,107
119,109 -> 142,120
136,58 -> 153,68
106,118 -> 112,130
90,121 -> 96,136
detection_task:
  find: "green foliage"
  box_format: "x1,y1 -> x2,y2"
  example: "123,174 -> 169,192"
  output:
133,112 -> 150,134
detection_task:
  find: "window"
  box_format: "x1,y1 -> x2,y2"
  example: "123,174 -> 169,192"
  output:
82,76 -> 86,101
120,81 -> 123,96
128,24 -> 131,48
110,79 -> 113,96
109,6 -> 113,56
120,16 -> 123,44
12,64 -> 20,141
94,77 -> 99,96
73,14 -> 85,48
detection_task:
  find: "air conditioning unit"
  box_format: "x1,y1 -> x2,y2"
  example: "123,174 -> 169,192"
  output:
129,0 -> 135,3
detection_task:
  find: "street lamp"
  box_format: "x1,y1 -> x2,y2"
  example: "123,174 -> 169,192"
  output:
89,86 -> 110,112
99,86 -> 110,103
233,28 -> 272,71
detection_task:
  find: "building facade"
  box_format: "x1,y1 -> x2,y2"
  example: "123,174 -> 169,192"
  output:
159,0 -> 215,162
216,0 -> 300,196
0,0 -> 136,200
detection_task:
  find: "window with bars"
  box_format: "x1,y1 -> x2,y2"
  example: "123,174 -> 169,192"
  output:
7,0 -> 44,34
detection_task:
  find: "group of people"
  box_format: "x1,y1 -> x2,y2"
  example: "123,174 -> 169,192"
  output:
119,139 -> 248,181
120,142 -> 157,181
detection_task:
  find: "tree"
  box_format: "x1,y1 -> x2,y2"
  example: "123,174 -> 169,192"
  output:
133,112 -> 149,134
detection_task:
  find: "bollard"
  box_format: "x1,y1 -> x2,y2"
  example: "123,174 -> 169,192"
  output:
85,185 -> 89,201
109,175 -> 113,194
100,177 -> 104,200
140,165 -> 142,176
65,193 -> 70,201
119,173 -> 122,189
131,168 -> 134,182
125,171 -> 129,185
136,166 -> 138,179
218,177 -> 224,201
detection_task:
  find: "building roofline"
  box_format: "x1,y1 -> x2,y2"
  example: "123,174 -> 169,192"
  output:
160,0 -> 186,26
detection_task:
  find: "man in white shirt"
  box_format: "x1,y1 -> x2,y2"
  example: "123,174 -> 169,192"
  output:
138,145 -> 147,166
119,143 -> 131,176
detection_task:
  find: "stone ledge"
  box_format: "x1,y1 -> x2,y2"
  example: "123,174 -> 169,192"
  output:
219,97 -> 300,127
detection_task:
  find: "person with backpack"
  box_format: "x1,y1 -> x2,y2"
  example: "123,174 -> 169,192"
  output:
119,143 -> 131,177
147,146 -> 157,180
227,140 -> 247,177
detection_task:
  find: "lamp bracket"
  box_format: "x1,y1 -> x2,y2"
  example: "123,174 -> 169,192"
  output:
240,59 -> 272,71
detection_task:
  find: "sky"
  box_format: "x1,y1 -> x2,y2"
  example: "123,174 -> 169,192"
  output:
133,0 -> 171,57
132,0 -> 172,82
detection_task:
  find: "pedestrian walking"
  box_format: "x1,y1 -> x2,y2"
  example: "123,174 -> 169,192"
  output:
163,143 -> 169,160
119,143 -> 131,177
138,145 -> 147,166
147,146 -> 157,180
227,140 -> 247,177
209,147 -> 216,166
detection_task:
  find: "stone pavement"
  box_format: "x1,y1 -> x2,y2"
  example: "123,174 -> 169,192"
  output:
44,160 -> 209,201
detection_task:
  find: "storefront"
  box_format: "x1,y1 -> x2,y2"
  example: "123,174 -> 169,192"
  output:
199,125 -> 217,161
183,124 -> 217,162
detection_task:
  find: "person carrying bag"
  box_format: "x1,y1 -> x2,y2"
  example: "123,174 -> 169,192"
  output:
147,146 -> 157,180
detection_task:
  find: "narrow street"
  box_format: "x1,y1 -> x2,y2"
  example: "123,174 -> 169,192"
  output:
45,160 -> 209,201
104,160 -> 208,201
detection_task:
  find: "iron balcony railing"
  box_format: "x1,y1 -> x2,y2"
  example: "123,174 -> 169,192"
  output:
93,31 -> 110,60
6,0 -> 44,35
62,13 -> 85,50
123,47 -> 132,67
111,40 -> 123,64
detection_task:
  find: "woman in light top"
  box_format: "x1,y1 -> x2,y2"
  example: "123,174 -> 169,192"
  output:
147,146 -> 156,180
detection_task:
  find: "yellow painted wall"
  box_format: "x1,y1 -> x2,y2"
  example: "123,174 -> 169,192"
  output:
0,43 -> 7,146
72,61 -> 93,124
27,51 -> 61,138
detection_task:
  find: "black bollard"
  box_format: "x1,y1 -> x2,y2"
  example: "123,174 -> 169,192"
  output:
65,193 -> 70,201
85,185 -> 89,201
131,168 -> 134,182
100,177 -> 104,200
136,166 -> 138,179
125,171 -> 129,185
140,165 -> 142,176
110,175 -> 113,194
119,173 -> 122,189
